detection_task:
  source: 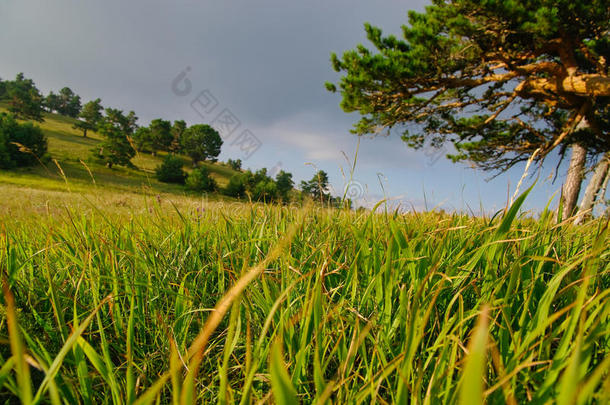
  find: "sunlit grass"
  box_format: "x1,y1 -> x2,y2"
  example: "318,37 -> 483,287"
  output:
0,185 -> 608,403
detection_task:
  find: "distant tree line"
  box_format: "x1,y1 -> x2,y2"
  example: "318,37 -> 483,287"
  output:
0,73 -> 225,172
222,167 -> 346,206
155,156 -> 347,206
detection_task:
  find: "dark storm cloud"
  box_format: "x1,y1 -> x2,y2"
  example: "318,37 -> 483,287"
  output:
1,0 -> 422,126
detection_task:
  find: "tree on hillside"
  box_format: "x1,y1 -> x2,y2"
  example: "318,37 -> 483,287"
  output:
181,124 -> 223,165
227,158 -> 242,171
0,113 -> 47,168
252,178 -> 278,202
170,120 -> 187,153
149,118 -> 172,155
224,173 -> 247,198
44,91 -> 62,113
235,168 -> 278,202
186,166 -> 217,192
247,168 -> 278,202
276,170 -> 294,202
57,87 -> 82,117
0,78 -> 6,99
251,168 -> 269,187
125,111 -> 139,135
0,129 -> 10,168
300,170 -> 330,201
327,0 -> 610,218
6,73 -> 44,121
96,108 -> 136,168
133,126 -> 153,152
220,166 -> 292,202
73,98 -> 103,137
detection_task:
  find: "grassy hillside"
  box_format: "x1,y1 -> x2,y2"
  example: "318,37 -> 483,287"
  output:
0,183 -> 608,403
0,107 -> 239,195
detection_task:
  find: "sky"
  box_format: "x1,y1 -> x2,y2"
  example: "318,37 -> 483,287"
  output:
0,0 -> 600,214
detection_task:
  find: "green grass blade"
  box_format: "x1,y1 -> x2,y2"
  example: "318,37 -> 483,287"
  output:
270,339 -> 298,405
3,278 -> 33,404
459,305 -> 489,405
33,295 -> 113,403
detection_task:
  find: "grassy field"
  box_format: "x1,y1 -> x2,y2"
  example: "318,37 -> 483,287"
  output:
0,106 -> 239,195
0,181 -> 609,404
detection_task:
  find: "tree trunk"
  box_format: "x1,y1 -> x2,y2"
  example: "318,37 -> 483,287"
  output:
83,128 -> 87,138
597,165 -> 610,219
561,143 -> 587,220
573,153 -> 610,225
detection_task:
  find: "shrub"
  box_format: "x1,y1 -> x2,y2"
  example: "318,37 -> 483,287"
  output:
224,174 -> 246,198
0,129 -> 13,169
252,179 -> 278,202
186,166 -> 217,192
227,158 -> 242,171
0,112 -> 48,168
155,155 -> 186,184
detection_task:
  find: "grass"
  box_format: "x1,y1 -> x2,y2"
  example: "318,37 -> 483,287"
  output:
0,105 -> 609,403
0,182 -> 608,404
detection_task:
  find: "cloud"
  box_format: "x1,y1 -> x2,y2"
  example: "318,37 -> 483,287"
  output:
262,126 -> 346,162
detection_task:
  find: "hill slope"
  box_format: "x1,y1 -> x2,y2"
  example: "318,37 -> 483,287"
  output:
0,107 -> 239,196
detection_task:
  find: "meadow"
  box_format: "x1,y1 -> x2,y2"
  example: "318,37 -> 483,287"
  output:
0,182 -> 609,404
1,102 -> 609,404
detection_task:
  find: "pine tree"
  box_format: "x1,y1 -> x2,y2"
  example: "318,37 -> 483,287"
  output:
276,170 -> 294,203
73,98 -> 103,137
300,170 -> 330,201
329,1 -> 609,217
96,108 -> 136,168
6,73 -> 44,121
